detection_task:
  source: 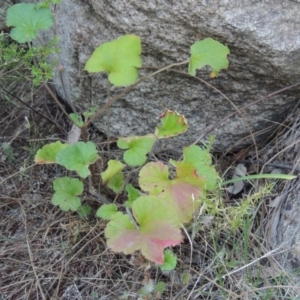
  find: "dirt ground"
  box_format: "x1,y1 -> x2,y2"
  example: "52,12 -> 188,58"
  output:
1,77 -> 300,299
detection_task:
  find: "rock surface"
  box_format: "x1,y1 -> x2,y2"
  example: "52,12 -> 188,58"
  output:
48,0 -> 300,150
0,2 -> 11,30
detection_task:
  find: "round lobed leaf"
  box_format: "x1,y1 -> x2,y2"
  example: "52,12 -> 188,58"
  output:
155,110 -> 188,138
56,141 -> 98,178
158,250 -> 177,271
188,38 -> 230,77
51,177 -> 83,211
35,141 -> 69,164
117,134 -> 156,167
6,3 -> 53,43
85,34 -> 142,86
105,197 -> 183,264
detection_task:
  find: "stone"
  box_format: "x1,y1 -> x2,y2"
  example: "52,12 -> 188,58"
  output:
47,0 -> 300,151
0,2 -> 11,31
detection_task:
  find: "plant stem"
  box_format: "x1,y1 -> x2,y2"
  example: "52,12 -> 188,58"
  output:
106,81 -> 111,158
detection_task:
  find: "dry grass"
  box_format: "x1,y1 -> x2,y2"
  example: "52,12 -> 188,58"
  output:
1,38 -> 300,300
1,86 -> 300,300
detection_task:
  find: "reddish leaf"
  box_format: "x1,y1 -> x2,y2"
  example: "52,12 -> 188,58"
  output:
105,197 -> 183,264
139,161 -> 203,224
160,180 -> 202,224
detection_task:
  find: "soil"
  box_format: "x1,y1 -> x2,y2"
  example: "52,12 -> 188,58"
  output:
1,81 -> 300,299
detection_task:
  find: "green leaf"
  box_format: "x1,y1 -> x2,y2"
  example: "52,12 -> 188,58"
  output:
52,177 -> 83,211
101,160 -> 125,183
37,0 -> 61,8
85,34 -> 142,87
158,250 -> 177,271
170,145 -> 219,191
1,142 -> 15,162
6,3 -> 54,43
107,173 -> 124,193
105,197 -> 183,264
180,273 -> 192,285
69,113 -> 84,127
139,161 -> 203,224
195,165 -> 219,191
182,145 -> 218,191
124,184 -> 140,207
56,141 -> 98,178
117,134 -> 156,167
101,160 -> 125,193
188,38 -> 230,77
96,204 -> 118,220
139,279 -> 154,296
180,144 -> 212,166
77,205 -> 92,219
82,107 -> 97,121
35,141 -> 69,164
139,161 -> 169,195
226,260 -> 240,268
155,110 -> 188,138
154,282 -> 166,295
2,142 -> 13,156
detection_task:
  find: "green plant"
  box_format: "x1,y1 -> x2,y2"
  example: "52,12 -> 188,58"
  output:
139,279 -> 166,298
1,142 -> 15,163
35,110 -> 219,265
7,2 -> 295,272
33,32 -> 297,270
4,2 -> 60,86
6,3 -> 53,43
29,30 -> 232,268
